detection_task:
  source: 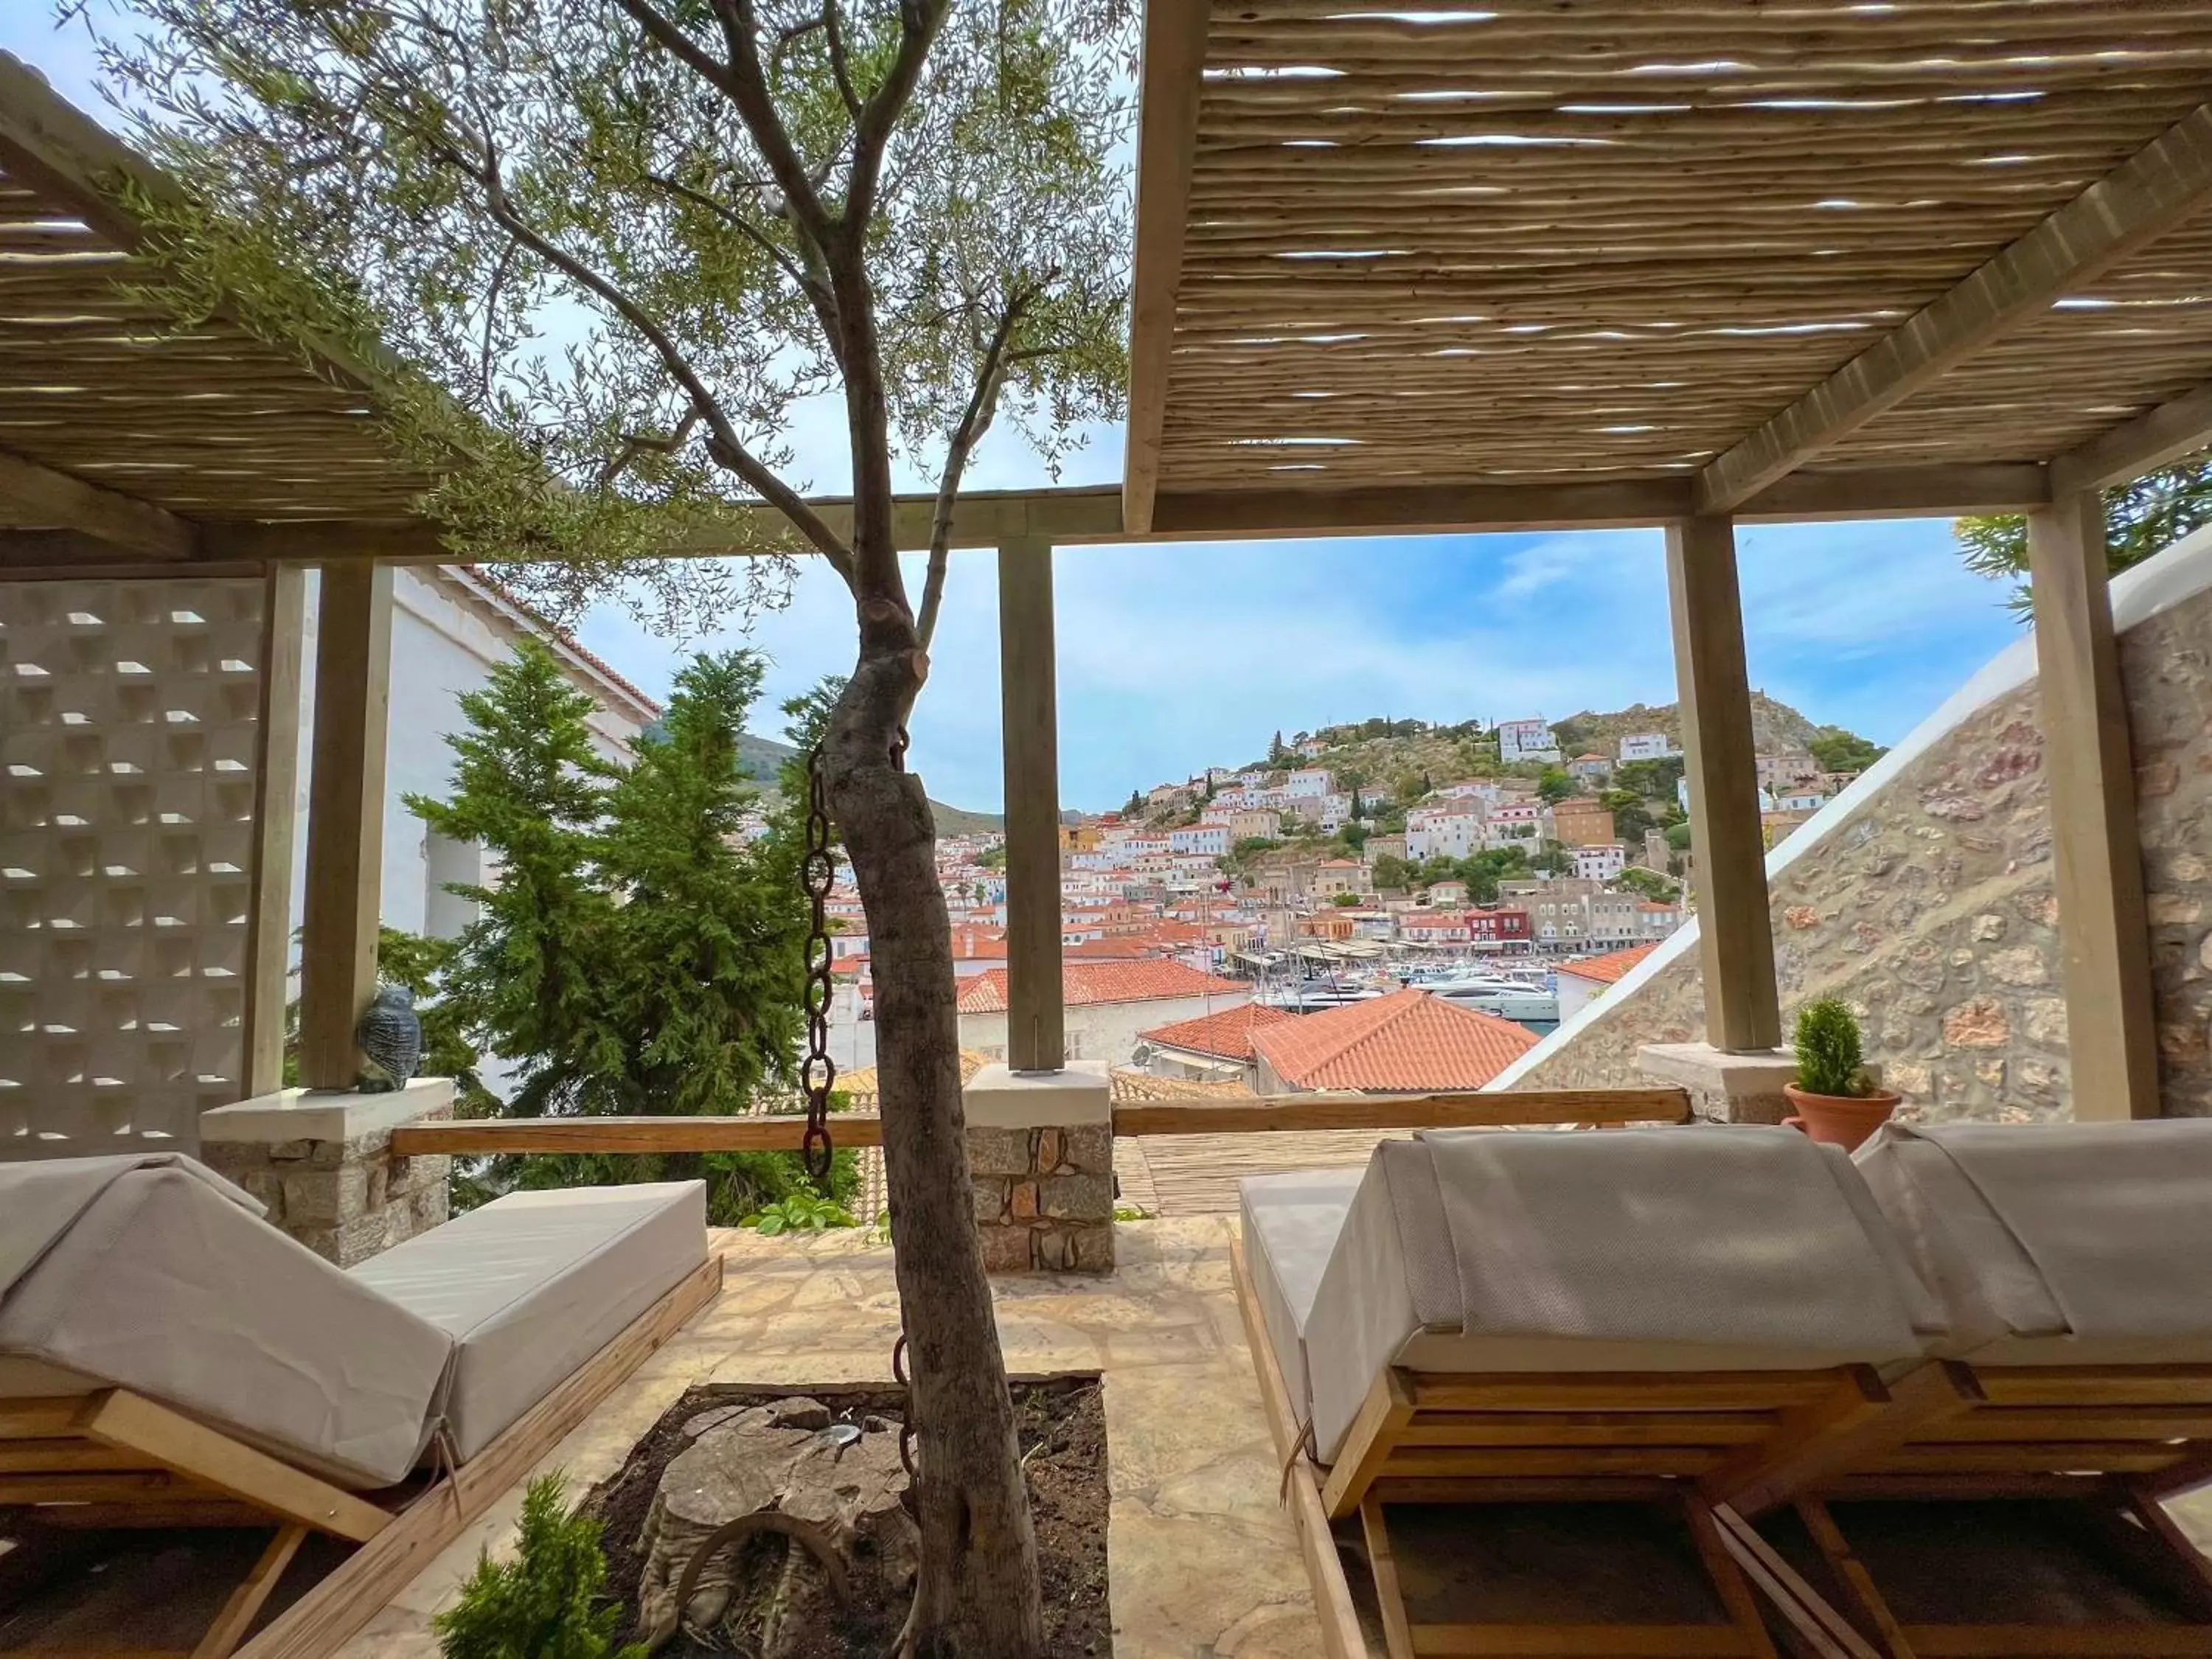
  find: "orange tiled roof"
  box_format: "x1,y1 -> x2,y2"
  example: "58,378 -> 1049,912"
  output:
1138,1001 -> 1297,1062
1560,944 -> 1658,985
1250,988 -> 1536,1092
957,960 -> 1249,1015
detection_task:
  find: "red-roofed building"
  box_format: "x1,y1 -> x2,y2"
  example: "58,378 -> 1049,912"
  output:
1556,943 -> 1659,1022
956,960 -> 1252,1067
1135,1001 -> 1298,1083
1249,988 -> 1537,1095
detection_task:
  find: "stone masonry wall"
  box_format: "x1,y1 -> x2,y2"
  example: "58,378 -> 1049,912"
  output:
1510,568 -> 2212,1124
201,1103 -> 453,1266
967,1122 -> 1115,1273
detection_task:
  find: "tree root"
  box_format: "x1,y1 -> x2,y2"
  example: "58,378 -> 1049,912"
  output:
641,1512 -> 851,1656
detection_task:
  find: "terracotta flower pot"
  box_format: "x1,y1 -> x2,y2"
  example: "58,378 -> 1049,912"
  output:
1782,1084 -> 1901,1153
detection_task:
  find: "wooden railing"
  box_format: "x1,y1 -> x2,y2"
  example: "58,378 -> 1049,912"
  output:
386,1086 -> 1691,1157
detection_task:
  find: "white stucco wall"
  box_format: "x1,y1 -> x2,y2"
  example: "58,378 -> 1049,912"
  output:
960,988 -> 1253,1067
291,566 -> 653,947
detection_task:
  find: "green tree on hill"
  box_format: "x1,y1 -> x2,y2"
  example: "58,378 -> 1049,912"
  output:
1808,726 -> 1886,775
1537,766 -> 1579,804
1614,757 -> 1686,801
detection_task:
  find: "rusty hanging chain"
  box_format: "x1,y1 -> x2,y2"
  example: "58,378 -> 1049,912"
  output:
799,744 -> 838,1184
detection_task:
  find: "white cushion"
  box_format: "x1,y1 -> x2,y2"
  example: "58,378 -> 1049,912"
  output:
352,1182 -> 707,1460
1279,1127 -> 1940,1464
1856,1119 -> 2212,1365
0,1155 -> 453,1488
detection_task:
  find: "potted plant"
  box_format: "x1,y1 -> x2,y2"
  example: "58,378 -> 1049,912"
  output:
1784,997 -> 1900,1151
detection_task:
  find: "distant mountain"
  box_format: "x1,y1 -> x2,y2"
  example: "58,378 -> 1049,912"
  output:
734,730 -> 1003,835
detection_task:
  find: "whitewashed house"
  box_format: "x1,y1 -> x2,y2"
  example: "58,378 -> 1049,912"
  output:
293,566 -> 658,949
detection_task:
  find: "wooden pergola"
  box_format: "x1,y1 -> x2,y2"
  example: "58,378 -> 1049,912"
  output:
6,0 -> 2212,1119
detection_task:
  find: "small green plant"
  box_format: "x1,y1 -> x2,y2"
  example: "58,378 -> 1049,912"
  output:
1794,998 -> 1869,1098
741,1191 -> 858,1236
1113,1204 -> 1150,1222
434,1472 -> 642,1659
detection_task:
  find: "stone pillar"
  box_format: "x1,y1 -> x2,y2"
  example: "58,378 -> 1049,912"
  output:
963,1062 -> 1113,1274
1638,1041 -> 1797,1126
198,1077 -> 454,1266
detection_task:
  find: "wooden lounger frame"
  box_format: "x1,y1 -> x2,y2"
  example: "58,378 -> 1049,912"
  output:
1723,1358 -> 2212,1658
1231,1237 -> 1883,1659
0,1251 -> 723,1659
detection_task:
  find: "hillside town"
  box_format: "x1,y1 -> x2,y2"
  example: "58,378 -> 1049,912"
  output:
822,706 -> 1879,1092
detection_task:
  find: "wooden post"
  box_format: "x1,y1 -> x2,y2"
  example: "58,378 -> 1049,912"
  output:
296,563 -> 392,1090
240,564 -> 306,1097
1666,515 -> 1781,1054
2027,491 -> 2160,1119
998,537 -> 1065,1071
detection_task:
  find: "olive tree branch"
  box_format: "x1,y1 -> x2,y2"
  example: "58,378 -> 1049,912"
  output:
845,0 -> 950,234
917,288 -> 1033,649
462,158 -> 854,580
639,167 -> 841,342
695,0 -> 838,250
821,1 -> 864,119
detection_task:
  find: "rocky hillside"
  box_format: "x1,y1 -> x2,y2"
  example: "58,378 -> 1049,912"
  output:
1548,692 -> 1822,760
736,731 -> 1002,835
1245,693 -> 1837,796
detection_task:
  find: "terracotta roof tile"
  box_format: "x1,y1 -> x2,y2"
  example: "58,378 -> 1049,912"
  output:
1138,1001 -> 1297,1062
1249,988 -> 1537,1092
1560,944 -> 1658,985
956,959 -> 1250,1015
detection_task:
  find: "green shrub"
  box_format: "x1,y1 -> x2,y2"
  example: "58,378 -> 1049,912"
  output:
741,1190 -> 858,1235
434,1473 -> 641,1659
1793,998 -> 1868,1098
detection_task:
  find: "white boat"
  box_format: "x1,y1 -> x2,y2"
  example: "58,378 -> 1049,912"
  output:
1418,969 -> 1560,1023
1257,980 -> 1384,1012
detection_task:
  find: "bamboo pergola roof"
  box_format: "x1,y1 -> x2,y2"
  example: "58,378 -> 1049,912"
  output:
1122,2 -> 2212,535
0,52 -> 441,566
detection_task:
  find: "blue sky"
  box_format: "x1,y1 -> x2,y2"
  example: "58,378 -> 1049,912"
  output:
7,15 -> 2026,814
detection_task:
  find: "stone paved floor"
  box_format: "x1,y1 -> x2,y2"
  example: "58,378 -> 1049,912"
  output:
338,1217 -> 1318,1659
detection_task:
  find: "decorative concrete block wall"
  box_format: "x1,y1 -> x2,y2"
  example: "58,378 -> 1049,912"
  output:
0,577 -> 268,1156
198,1079 -> 453,1265
968,1122 -> 1115,1273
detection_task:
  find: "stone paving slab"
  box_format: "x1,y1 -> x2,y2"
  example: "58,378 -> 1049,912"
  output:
337,1217 -> 1318,1659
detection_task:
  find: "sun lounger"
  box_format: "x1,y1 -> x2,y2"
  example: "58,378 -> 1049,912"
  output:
0,1152 -> 723,1659
1731,1120 -> 2212,1658
1236,1126 -> 1944,1659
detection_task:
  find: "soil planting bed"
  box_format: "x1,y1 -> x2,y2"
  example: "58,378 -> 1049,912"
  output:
589,1378 -> 1108,1658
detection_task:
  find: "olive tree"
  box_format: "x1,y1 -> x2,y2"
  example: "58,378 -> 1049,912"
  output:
88,2 -> 1129,1650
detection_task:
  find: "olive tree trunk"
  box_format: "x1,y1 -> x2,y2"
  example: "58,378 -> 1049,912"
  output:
823,641 -> 1043,1658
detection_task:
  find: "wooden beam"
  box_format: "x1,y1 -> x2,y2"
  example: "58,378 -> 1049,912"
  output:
388,1086 -> 1694,1155
2027,491 -> 2160,1119
1111,1085 -> 1692,1137
1697,105 -> 2212,513
998,536 -> 1065,1071
296,563 -> 392,1091
2053,382 -> 2212,498
240,565 -> 306,1098
183,462 -> 2051,574
1667,516 -> 1781,1053
1150,465 -> 2048,542
1121,1 -> 1211,535
391,1113 -> 886,1157
0,446 -> 197,560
